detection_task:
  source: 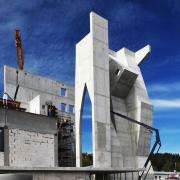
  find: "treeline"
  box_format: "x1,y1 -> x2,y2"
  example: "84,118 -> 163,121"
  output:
82,153 -> 93,167
151,153 -> 180,172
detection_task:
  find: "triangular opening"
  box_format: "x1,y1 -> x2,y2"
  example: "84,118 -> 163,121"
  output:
81,86 -> 93,167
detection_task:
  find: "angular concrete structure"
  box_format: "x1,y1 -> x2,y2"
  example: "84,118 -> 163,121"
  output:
75,12 -> 153,170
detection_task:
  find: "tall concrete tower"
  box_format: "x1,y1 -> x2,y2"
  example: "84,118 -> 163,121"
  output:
75,12 -> 153,169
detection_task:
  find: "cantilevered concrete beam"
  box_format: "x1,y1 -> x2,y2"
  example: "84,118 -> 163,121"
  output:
135,45 -> 151,66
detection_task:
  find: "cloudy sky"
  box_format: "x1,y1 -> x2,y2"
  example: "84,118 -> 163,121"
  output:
0,0 -> 180,153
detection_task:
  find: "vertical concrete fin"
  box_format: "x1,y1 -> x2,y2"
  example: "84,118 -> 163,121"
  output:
135,45 -> 151,66
90,12 -> 108,44
90,12 -> 111,167
76,12 -> 111,168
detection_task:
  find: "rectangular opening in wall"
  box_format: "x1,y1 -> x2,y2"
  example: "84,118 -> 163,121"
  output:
0,127 -> 4,152
69,105 -> 74,113
60,103 -> 66,112
60,88 -> 67,97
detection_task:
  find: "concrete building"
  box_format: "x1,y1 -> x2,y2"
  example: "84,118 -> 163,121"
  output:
154,171 -> 180,180
0,65 -> 75,167
75,11 -> 153,173
4,65 -> 75,116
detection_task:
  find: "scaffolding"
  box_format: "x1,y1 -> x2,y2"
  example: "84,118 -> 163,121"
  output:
57,115 -> 75,167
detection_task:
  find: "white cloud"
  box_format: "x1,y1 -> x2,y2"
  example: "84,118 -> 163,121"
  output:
148,82 -> 180,93
82,114 -> 92,120
149,83 -> 180,109
152,99 -> 180,108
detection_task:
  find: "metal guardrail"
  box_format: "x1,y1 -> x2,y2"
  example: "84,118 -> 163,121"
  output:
90,169 -> 143,180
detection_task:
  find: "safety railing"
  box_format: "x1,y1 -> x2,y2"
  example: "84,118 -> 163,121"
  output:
90,169 -> 144,180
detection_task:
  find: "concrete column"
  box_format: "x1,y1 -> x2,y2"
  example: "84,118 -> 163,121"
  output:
75,12 -> 111,167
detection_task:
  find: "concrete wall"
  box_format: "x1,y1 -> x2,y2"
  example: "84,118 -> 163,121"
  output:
0,152 -> 4,166
0,174 -> 32,180
0,108 -> 57,167
9,129 -> 54,167
0,108 -> 57,134
4,66 -> 74,116
110,96 -> 135,168
29,95 -> 41,114
33,172 -> 89,180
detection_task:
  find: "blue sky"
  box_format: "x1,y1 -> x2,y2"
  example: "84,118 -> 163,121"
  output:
0,0 -> 180,153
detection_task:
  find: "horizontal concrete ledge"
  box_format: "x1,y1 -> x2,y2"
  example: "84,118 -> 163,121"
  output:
0,166 -> 145,173
0,107 -> 57,134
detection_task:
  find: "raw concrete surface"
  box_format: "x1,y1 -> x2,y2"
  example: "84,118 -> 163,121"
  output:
0,174 -> 32,180
0,107 -> 58,167
4,65 -> 74,116
75,11 -> 154,174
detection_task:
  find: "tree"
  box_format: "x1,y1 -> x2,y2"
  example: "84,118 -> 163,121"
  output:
151,153 -> 180,172
82,153 -> 93,167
